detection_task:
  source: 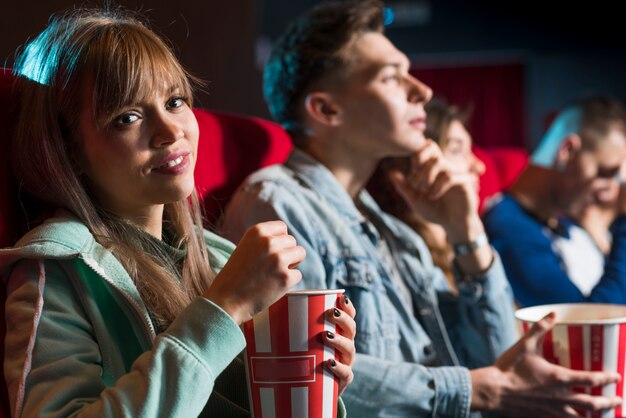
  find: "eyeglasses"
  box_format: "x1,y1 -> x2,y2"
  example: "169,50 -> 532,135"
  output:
596,165 -> 621,180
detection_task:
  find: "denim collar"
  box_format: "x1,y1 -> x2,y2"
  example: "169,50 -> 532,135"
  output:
284,150 -> 428,254
285,149 -> 368,226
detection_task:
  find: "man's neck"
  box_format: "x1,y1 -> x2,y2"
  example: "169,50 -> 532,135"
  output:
509,165 -> 559,224
303,141 -> 381,199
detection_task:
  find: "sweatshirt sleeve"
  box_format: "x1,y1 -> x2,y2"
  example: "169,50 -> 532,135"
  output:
4,258 -> 245,418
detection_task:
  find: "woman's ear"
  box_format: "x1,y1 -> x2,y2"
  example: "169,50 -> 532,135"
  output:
554,133 -> 582,171
303,91 -> 342,127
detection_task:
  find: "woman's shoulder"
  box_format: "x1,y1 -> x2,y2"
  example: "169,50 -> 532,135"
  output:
0,210 -> 94,268
14,211 -> 92,250
0,211 -> 97,286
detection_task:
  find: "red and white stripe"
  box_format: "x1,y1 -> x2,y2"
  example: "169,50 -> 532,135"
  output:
521,321 -> 626,418
243,292 -> 340,418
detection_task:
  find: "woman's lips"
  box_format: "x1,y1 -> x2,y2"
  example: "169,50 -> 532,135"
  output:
152,152 -> 191,175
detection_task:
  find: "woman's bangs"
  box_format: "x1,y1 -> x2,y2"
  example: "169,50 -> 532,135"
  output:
90,25 -> 192,126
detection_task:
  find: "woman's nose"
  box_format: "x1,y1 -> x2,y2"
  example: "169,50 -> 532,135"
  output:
152,113 -> 184,147
471,153 -> 486,177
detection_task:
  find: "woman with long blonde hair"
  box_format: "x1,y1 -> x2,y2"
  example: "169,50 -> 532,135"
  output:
0,9 -> 355,417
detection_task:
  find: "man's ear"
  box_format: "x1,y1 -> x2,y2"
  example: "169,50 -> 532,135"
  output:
555,133 -> 582,171
303,91 -> 342,127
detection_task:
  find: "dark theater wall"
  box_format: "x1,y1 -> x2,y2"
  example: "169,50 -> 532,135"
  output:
0,1 -> 266,117
3,1 -> 626,149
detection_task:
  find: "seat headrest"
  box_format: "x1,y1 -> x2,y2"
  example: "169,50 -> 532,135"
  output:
193,108 -> 292,225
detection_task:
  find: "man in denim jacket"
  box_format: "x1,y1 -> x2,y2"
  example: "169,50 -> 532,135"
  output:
222,1 -> 622,416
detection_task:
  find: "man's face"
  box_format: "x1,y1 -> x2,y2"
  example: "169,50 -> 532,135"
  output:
330,32 -> 432,159
559,129 -> 626,217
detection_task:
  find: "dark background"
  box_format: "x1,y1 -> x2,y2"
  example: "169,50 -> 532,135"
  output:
2,0 -> 624,149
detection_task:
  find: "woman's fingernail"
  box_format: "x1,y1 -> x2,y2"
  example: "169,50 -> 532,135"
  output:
343,296 -> 350,305
326,330 -> 335,339
329,359 -> 336,367
333,308 -> 341,318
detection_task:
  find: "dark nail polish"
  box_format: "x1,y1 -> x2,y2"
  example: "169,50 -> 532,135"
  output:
343,296 -> 350,305
326,330 -> 335,339
333,308 -> 341,318
330,359 -> 337,367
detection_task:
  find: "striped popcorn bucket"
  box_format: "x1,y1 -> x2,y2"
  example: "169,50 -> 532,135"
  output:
242,289 -> 345,418
516,303 -> 626,418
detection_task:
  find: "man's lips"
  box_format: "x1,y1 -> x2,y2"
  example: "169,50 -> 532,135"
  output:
410,116 -> 427,131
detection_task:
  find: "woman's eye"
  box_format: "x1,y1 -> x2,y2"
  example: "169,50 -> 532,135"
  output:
167,97 -> 187,109
114,113 -> 139,125
444,146 -> 467,158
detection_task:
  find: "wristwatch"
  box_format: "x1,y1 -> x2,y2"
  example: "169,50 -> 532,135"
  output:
452,233 -> 488,257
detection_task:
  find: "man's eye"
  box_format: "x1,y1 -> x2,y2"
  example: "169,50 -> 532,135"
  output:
383,74 -> 400,83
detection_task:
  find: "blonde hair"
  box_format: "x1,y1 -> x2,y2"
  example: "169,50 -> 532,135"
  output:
13,9 -> 213,329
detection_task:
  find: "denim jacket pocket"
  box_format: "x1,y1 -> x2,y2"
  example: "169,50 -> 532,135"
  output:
332,255 -> 401,359
335,256 -> 383,290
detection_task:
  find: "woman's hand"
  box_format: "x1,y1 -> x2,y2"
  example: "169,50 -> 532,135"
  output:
324,295 -> 356,395
204,221 -> 305,324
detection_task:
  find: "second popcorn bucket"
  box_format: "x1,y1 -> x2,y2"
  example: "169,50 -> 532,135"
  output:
516,303 -> 626,418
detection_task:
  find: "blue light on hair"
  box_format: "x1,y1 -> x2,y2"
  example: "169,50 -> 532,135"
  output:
531,107 -> 582,168
383,7 -> 395,26
15,32 -> 58,86
15,22 -> 79,87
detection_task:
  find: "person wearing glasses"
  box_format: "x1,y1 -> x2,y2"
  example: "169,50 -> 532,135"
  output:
483,97 -> 626,307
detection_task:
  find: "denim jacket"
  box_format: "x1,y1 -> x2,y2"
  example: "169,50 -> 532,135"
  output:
221,149 -> 517,418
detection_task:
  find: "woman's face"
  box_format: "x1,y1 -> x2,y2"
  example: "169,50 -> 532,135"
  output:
75,79 -> 199,220
441,119 -> 485,191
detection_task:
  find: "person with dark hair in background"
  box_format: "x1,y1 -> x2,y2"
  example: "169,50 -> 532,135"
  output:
221,0 -> 623,416
483,97 -> 626,307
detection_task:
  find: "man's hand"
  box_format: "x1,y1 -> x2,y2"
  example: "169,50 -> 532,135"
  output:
471,313 -> 622,417
388,140 -> 492,273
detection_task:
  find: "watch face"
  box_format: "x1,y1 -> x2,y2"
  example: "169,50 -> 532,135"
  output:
453,233 -> 488,257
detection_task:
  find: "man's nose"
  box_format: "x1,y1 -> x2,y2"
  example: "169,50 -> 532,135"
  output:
406,75 -> 432,104
594,177 -> 620,203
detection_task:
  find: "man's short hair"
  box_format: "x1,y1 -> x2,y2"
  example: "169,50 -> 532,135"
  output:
532,96 -> 626,167
263,0 -> 384,137
579,96 -> 626,149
